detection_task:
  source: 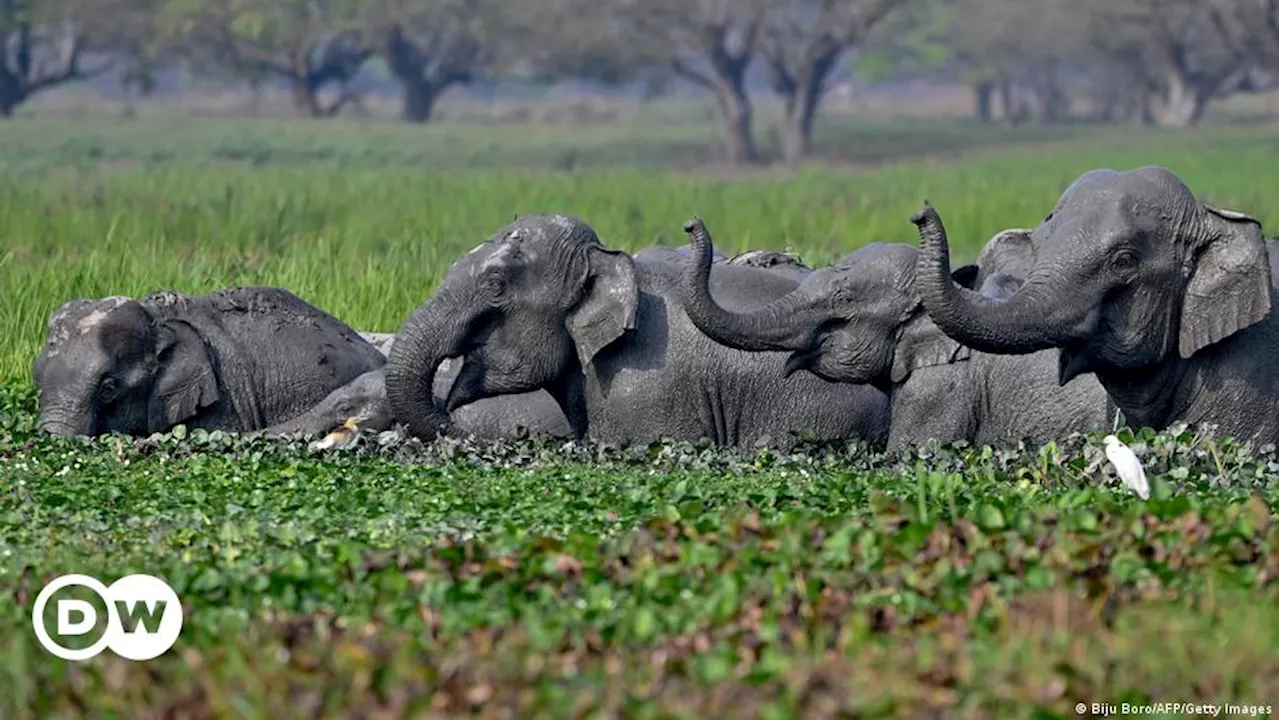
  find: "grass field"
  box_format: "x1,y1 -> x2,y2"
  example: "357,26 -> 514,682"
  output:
0,116 -> 1277,716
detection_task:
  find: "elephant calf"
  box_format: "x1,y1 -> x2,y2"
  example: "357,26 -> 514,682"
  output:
384,214 -> 890,450
680,218 -> 1114,450
269,342 -> 575,441
34,287 -> 386,437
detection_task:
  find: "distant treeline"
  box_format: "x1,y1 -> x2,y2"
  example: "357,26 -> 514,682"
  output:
1,0 -> 1275,165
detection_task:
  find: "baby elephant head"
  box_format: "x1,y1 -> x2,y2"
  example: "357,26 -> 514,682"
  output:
681,219 -> 994,391
385,214 -> 639,439
34,296 -> 219,436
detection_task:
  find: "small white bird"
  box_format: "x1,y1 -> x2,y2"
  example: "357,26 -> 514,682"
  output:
309,415 -> 366,452
1103,434 -> 1149,500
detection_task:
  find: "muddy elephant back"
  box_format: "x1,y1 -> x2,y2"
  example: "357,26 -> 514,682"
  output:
177,287 -> 387,426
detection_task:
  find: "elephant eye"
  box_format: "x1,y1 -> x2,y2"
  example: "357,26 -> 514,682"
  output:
1109,249 -> 1141,279
480,268 -> 505,296
1111,249 -> 1139,269
98,376 -> 120,402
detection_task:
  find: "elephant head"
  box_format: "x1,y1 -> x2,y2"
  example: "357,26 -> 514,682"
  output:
911,166 -> 1274,385
680,218 -> 990,390
385,214 -> 638,440
34,297 -> 220,436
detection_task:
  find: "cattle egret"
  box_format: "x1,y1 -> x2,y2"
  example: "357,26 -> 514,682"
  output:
1103,434 -> 1149,500
310,415 -> 365,452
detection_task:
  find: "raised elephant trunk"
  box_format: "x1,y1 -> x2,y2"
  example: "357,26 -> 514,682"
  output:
911,202 -> 1081,355
385,294 -> 469,439
680,217 -> 819,352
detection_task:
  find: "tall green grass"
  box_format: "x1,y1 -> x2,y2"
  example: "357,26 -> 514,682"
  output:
1,122 -> 1275,385
0,117 -> 1276,716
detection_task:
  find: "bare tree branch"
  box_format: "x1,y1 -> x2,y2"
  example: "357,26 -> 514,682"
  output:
0,3 -> 134,117
759,0 -> 908,165
163,0 -> 373,119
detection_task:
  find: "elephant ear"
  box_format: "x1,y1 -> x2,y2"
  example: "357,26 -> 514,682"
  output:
567,246 -> 639,370
151,318 -> 220,427
950,264 -> 980,290
974,228 -> 1035,287
891,266 -> 1012,382
891,308 -> 971,384
976,272 -> 1024,300
1180,204 -> 1273,358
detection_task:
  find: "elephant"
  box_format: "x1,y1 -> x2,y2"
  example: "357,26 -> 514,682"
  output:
384,214 -> 891,449
634,244 -> 811,282
679,218 -> 1114,450
267,345 -> 575,440
910,165 -> 1278,445
727,249 -> 813,282
33,287 -> 386,437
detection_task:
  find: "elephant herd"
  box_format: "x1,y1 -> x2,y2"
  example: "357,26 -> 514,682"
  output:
33,166 -> 1279,452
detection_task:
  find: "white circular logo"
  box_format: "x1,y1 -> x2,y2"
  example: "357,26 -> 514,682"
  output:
32,573 -> 184,661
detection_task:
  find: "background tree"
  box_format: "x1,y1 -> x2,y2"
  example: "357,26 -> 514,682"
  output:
368,0 -> 512,124
1083,0 -> 1255,126
509,0 -> 659,89
1205,0 -> 1279,81
611,0 -> 766,165
0,0 -> 145,117
759,0 -> 906,165
931,0 -> 1084,124
158,0 -> 372,118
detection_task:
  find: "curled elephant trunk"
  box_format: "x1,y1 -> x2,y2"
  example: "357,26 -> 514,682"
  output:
680,217 -> 820,352
385,294 -> 470,440
911,202 -> 1082,355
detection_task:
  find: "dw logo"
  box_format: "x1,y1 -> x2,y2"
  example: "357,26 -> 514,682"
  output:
31,574 -> 184,661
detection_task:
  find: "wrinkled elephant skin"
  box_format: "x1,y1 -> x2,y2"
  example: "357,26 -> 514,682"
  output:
911,165 -> 1278,444
264,360 -> 575,440
384,214 -> 890,450
34,287 -> 386,437
679,219 -> 1114,450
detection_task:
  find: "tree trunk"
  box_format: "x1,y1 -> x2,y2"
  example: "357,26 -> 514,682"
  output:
712,82 -> 757,165
998,80 -> 1028,126
400,79 -> 440,124
974,82 -> 994,123
1138,90 -> 1156,126
0,78 -> 24,118
1150,71 -> 1209,127
782,77 -> 821,167
1041,83 -> 1070,124
289,77 -> 324,118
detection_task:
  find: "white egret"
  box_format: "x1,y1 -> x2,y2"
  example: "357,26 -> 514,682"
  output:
1103,434 -> 1149,500
309,415 -> 366,452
